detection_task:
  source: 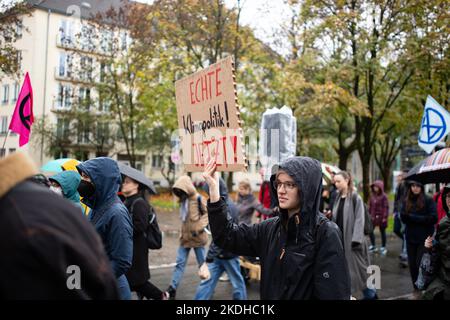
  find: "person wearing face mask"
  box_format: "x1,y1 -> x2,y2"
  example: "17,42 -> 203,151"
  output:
400,180 -> 437,299
76,157 -> 133,300
0,152 -> 119,299
203,156 -> 350,300
49,170 -> 83,214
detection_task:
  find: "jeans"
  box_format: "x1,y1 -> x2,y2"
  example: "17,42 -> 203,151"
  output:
170,246 -> 205,289
117,274 -> 132,300
194,257 -> 247,300
362,287 -> 378,300
369,226 -> 387,247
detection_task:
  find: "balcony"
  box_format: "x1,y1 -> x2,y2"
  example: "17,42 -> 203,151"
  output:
56,34 -> 113,57
54,67 -> 98,85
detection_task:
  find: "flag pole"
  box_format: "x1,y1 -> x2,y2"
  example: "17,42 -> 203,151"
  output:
2,130 -> 10,151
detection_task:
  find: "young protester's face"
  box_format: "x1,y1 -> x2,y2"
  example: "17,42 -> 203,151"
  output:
411,183 -> 422,195
121,176 -> 139,196
49,180 -> 63,196
78,171 -> 96,198
372,186 -> 380,194
334,175 -> 348,193
275,171 -> 300,211
238,184 -> 251,196
445,193 -> 450,209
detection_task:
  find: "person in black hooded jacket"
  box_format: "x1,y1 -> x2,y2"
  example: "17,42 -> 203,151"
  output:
203,156 -> 351,300
400,180 -> 437,297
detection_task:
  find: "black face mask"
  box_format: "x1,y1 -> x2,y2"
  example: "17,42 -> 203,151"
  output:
78,180 -> 95,198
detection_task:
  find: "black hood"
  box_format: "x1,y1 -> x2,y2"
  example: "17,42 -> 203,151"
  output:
270,156 -> 323,229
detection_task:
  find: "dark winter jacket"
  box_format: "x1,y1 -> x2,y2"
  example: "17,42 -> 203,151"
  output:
423,186 -> 450,299
124,193 -> 151,287
207,156 -> 351,300
50,170 -> 83,213
204,178 -> 238,261
369,180 -> 389,228
236,193 -> 274,226
0,152 -> 119,299
77,158 -> 133,278
400,183 -> 437,245
394,181 -> 407,213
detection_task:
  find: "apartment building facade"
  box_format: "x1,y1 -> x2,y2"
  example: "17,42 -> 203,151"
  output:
0,0 -> 179,186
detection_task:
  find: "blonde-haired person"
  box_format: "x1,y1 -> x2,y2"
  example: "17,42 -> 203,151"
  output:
236,178 -> 274,226
332,171 -> 376,299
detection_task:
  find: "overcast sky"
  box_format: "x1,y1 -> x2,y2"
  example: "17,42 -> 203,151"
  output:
135,0 -> 292,54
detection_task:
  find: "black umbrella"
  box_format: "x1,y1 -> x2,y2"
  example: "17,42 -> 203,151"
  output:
118,162 -> 157,195
405,148 -> 450,184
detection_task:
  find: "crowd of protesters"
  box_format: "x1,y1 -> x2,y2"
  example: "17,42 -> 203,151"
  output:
1,151 -> 448,300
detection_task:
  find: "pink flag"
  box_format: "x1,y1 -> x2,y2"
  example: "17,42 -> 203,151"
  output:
9,72 -> 34,147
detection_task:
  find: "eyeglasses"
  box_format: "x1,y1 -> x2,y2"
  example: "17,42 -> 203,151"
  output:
273,180 -> 297,191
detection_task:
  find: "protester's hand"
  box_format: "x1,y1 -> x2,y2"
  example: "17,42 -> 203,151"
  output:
325,210 -> 332,219
203,157 -> 220,203
424,236 -> 433,249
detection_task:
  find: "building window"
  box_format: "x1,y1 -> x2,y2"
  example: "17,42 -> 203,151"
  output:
56,118 -> 70,139
57,84 -> 72,109
59,20 -> 74,45
81,24 -> 95,52
2,85 -> 9,104
152,154 -> 163,168
0,148 -> 5,158
16,51 -> 22,69
77,121 -> 90,144
58,52 -> 73,78
120,31 -> 128,51
78,87 -> 91,110
16,20 -> 23,39
1,116 -> 8,134
9,148 -> 16,154
12,82 -> 19,102
100,30 -> 113,53
96,122 -> 110,142
98,90 -> 111,112
80,56 -> 93,81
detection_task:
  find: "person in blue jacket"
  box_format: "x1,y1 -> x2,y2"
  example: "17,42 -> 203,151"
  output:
49,170 -> 84,213
76,157 -> 133,300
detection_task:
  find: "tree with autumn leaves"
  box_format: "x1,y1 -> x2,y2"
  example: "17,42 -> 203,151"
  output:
8,0 -> 448,193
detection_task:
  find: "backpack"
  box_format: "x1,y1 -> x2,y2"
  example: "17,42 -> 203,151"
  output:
351,193 -> 373,236
131,198 -> 162,250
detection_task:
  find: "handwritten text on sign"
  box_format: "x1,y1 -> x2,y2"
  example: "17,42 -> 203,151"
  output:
175,56 -> 245,172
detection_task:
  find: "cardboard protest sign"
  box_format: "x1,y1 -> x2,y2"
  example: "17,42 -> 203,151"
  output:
175,56 -> 246,172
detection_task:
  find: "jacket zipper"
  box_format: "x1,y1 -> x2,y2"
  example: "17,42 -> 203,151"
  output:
279,248 -> 285,260
295,215 -> 300,244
